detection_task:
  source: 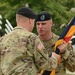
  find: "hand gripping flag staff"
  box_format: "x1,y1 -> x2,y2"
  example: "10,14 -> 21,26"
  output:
40,16 -> 75,75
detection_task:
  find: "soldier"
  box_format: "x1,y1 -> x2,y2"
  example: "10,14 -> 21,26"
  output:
36,11 -> 75,75
0,7 -> 60,75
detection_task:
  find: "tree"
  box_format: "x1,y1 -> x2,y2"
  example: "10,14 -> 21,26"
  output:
0,0 -> 75,35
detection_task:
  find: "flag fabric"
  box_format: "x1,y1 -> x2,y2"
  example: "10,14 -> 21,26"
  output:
40,16 -> 75,75
54,16 -> 75,51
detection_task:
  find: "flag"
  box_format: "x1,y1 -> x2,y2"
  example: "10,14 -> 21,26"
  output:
54,16 -> 75,52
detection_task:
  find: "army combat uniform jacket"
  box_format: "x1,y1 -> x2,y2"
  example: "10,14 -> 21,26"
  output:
40,33 -> 75,75
0,27 -> 58,75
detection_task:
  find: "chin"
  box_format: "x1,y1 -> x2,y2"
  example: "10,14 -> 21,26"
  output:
39,33 -> 44,36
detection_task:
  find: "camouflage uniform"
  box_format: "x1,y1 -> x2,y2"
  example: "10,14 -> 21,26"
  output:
0,54 -> 3,75
0,37 -> 3,75
40,33 -> 75,75
0,26 -> 58,75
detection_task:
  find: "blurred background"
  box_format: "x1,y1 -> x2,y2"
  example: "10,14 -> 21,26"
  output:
0,0 -> 75,35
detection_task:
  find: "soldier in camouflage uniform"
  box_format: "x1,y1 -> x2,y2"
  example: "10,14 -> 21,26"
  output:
36,11 -> 75,75
0,7 -> 61,75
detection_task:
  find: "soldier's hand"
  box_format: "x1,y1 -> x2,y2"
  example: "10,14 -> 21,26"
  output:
38,73 -> 42,75
57,41 -> 67,53
52,52 -> 60,61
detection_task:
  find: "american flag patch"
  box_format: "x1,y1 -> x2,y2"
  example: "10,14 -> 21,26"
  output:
37,43 -> 43,50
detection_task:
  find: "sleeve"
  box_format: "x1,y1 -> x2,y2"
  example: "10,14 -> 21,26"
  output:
0,50 -> 2,75
0,40 -> 3,75
30,34 -> 58,71
0,67 -> 3,75
61,45 -> 75,72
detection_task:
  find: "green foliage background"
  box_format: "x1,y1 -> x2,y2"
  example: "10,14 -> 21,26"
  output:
0,0 -> 75,35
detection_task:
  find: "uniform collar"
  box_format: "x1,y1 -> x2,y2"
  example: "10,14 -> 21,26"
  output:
14,26 -> 26,31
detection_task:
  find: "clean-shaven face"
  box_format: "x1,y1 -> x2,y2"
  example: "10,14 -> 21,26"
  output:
36,20 -> 52,36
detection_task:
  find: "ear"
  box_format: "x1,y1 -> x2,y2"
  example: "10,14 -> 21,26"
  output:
29,18 -> 32,24
50,19 -> 53,26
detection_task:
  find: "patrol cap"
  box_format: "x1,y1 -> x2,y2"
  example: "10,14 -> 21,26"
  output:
16,7 -> 36,19
36,11 -> 52,22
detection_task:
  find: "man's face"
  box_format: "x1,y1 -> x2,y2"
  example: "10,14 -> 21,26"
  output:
36,20 -> 52,36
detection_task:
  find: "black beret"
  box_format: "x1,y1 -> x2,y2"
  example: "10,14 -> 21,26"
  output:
16,7 -> 36,19
36,11 -> 52,22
